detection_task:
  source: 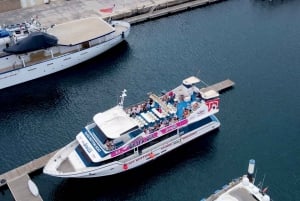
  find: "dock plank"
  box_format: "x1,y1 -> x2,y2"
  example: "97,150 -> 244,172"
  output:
125,0 -> 212,24
200,79 -> 235,93
7,174 -> 43,201
0,151 -> 57,188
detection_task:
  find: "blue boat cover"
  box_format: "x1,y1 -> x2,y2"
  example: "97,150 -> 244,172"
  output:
0,29 -> 10,37
3,32 -> 58,54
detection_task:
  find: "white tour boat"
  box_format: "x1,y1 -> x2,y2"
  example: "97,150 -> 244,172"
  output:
43,76 -> 221,178
0,16 -> 130,90
200,159 -> 272,201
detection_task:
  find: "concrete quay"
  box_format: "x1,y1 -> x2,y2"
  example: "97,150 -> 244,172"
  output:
0,0 -> 226,27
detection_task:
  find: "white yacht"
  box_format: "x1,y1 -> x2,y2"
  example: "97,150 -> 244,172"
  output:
44,76 -> 221,178
0,17 -> 130,90
200,159 -> 272,201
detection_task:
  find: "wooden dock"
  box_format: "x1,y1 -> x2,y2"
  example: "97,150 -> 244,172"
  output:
200,79 -> 235,93
0,151 -> 57,201
8,174 -> 43,201
124,0 -> 223,24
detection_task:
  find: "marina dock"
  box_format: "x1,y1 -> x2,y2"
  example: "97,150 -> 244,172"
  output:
0,0 -> 226,27
8,174 -> 43,201
0,151 -> 57,201
200,79 -> 235,93
0,79 -> 233,200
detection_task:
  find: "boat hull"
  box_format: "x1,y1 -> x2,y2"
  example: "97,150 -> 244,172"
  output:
44,115 -> 220,178
0,24 -> 129,90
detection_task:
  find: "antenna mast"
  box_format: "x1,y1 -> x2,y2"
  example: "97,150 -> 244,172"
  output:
119,89 -> 127,107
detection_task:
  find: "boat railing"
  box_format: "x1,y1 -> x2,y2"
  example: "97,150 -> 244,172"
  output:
149,93 -> 170,114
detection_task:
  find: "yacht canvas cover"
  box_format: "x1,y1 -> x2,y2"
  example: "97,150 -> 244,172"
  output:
47,17 -> 115,46
0,29 -> 10,37
3,32 -> 57,54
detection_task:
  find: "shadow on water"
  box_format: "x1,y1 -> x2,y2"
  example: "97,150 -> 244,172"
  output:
52,130 -> 219,201
0,42 -> 130,114
0,85 -> 65,120
251,0 -> 296,6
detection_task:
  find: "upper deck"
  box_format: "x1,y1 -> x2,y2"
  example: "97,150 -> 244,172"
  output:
47,17 -> 115,45
76,77 -> 221,163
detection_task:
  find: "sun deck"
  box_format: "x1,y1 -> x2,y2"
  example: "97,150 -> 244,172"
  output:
47,17 -> 115,45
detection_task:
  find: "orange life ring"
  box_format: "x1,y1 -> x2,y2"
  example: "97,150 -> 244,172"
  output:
149,152 -> 155,159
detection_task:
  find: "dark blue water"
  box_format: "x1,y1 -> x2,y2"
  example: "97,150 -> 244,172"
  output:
1,0 -> 299,200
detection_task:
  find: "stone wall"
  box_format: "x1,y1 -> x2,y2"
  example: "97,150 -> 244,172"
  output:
0,0 -> 21,13
0,0 -> 46,13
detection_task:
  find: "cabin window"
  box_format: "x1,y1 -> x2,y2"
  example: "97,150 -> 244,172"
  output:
81,41 -> 90,49
138,130 -> 178,151
179,116 -> 213,135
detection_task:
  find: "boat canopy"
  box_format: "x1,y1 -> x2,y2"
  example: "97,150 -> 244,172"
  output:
93,106 -> 139,139
200,90 -> 219,99
47,17 -> 115,46
0,29 -> 10,38
182,76 -> 200,86
3,32 -> 57,54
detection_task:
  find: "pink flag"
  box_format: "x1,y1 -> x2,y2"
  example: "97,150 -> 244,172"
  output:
99,5 -> 115,13
205,98 -> 220,112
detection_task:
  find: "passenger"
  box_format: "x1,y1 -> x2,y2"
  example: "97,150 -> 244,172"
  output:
161,94 -> 168,102
173,99 -> 178,107
149,126 -> 155,133
149,98 -> 153,105
196,92 -> 202,100
183,108 -> 190,118
127,108 -> 132,116
179,95 -> 184,102
105,139 -> 114,150
136,104 -> 142,113
146,102 -> 151,110
162,118 -> 169,126
160,121 -> 166,128
154,123 -> 160,131
131,106 -> 137,118
170,117 -> 176,125
142,103 -> 147,112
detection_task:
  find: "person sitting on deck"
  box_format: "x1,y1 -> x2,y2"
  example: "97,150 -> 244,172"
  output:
146,101 -> 151,110
105,139 -> 114,151
167,91 -> 175,104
